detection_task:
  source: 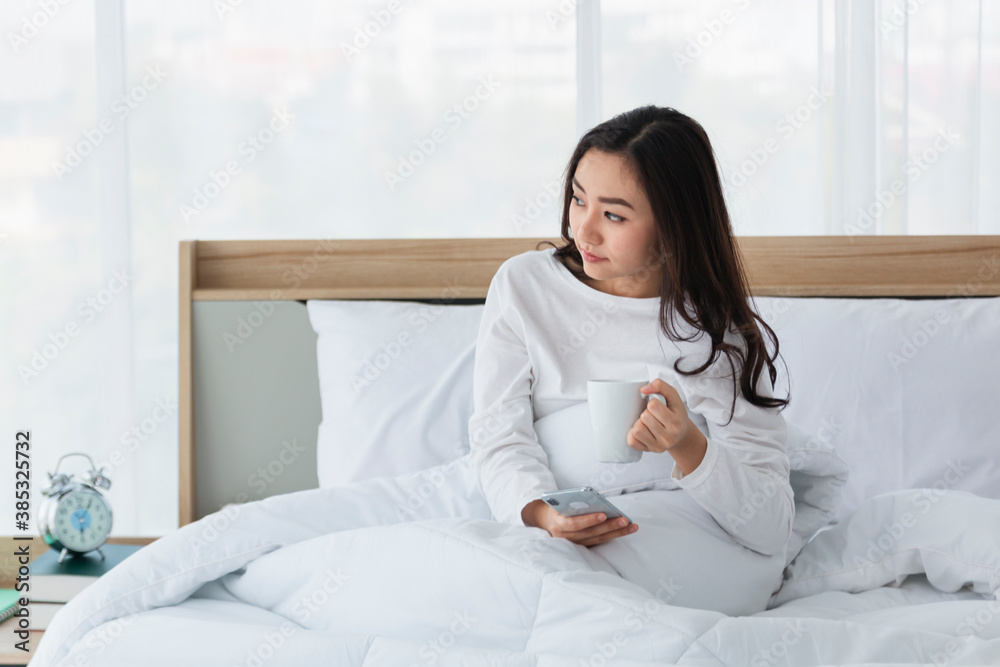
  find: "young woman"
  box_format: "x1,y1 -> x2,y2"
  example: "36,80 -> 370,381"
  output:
468,105 -> 795,615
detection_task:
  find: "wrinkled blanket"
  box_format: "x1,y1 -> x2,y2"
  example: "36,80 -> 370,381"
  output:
29,453 -> 1000,666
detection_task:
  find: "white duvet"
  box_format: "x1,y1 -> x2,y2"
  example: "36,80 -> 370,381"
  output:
29,453 -> 1000,667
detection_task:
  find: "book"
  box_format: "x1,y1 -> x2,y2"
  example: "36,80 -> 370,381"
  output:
24,602 -> 63,631
28,544 -> 142,603
0,589 -> 20,624
0,594 -> 67,631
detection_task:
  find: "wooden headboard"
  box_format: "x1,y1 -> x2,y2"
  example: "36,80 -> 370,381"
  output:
178,236 -> 1000,526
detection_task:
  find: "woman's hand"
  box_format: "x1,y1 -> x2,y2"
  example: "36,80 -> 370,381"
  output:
626,378 -> 705,455
626,378 -> 709,477
521,499 -> 638,546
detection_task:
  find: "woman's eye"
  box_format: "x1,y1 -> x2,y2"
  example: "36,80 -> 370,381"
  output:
606,211 -> 625,223
572,195 -> 584,206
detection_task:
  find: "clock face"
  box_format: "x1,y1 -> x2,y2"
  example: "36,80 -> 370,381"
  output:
53,490 -> 112,553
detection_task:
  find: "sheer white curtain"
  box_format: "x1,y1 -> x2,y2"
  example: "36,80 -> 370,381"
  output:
1,0 -> 995,536
2,0 -> 576,536
599,0 -> 999,235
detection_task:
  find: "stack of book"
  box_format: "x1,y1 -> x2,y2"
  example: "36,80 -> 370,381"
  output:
0,588 -> 61,632
21,544 -> 141,630
0,589 -> 21,624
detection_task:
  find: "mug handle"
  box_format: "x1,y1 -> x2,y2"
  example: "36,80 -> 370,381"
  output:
642,368 -> 674,407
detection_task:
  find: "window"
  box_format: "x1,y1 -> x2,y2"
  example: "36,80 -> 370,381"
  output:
3,0 -> 996,535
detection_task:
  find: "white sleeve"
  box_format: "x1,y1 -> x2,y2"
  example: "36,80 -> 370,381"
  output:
668,333 -> 795,556
468,266 -> 558,525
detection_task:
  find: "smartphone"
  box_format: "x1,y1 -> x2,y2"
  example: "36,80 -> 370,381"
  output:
539,486 -> 632,523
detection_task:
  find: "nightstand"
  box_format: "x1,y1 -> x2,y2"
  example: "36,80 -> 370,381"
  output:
0,536 -> 157,666
0,630 -> 38,666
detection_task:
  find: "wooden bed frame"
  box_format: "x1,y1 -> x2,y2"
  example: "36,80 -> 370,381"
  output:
177,236 -> 1000,527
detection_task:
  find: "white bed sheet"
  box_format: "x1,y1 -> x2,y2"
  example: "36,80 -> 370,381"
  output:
52,575 -> 998,667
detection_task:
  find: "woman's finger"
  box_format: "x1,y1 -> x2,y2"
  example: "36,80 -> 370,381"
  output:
571,516 -> 631,540
644,379 -> 682,412
628,423 -> 654,451
574,512 -> 607,530
551,511 -> 604,536
639,409 -> 671,446
579,522 -> 639,546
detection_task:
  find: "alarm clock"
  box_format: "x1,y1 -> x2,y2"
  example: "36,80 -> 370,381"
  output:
38,452 -> 113,563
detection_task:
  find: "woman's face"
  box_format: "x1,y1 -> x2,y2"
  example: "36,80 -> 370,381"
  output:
568,148 -> 663,298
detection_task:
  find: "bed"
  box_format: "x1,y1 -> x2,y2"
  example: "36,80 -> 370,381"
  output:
28,236 -> 1000,666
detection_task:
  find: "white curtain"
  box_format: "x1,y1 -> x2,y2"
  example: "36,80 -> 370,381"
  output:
1,0 -> 996,536
601,0 -> 999,235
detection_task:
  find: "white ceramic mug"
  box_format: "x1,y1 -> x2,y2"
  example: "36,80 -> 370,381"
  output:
587,379 -> 667,463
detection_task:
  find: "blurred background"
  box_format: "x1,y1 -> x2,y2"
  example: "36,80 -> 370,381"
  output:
1,0 -> 998,536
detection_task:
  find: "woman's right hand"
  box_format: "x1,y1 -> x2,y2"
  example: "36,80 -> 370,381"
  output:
520,499 -> 638,547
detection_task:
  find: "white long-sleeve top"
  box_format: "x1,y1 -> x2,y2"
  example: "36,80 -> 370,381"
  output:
467,246 -> 794,556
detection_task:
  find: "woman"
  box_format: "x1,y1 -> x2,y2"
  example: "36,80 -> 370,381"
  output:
468,105 -> 795,615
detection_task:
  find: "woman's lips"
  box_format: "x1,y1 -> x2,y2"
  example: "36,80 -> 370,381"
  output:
581,248 -> 607,262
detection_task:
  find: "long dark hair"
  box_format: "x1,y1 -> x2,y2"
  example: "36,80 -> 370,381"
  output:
538,105 -> 789,426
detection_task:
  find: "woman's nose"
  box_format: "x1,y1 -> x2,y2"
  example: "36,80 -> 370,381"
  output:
576,209 -> 601,245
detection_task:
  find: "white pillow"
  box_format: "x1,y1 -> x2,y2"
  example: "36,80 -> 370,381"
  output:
306,300 -> 483,487
771,488 -> 1000,607
307,294 -> 1000,512
784,419 -> 850,564
755,296 -> 1000,522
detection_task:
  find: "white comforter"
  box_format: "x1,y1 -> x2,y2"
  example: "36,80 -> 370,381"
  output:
29,454 -> 1000,666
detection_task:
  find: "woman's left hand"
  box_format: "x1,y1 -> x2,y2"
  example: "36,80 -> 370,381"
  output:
626,378 -> 704,454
